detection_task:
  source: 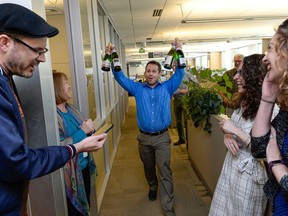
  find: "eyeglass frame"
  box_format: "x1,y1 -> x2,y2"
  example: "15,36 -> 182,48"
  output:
7,35 -> 49,56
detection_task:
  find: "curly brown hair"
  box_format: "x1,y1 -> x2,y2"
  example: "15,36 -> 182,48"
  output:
231,54 -> 266,120
276,19 -> 288,110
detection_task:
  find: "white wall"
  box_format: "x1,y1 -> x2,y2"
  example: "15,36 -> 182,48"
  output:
129,65 -> 146,76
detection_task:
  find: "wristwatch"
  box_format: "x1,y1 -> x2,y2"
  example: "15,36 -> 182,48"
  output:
268,159 -> 285,172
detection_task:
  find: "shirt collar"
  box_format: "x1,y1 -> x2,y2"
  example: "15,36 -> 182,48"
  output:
144,80 -> 162,88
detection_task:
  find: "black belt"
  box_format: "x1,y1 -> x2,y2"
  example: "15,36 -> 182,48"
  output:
139,128 -> 168,136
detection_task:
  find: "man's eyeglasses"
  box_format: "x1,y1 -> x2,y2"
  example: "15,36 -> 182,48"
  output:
8,35 -> 49,56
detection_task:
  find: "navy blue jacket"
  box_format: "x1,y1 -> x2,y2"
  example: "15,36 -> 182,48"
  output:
0,72 -> 71,215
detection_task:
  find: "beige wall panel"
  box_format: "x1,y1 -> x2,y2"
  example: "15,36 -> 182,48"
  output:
209,52 -> 221,70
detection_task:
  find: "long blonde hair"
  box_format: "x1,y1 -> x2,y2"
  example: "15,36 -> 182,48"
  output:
276,19 -> 288,110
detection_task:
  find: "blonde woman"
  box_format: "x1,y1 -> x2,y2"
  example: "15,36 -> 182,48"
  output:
251,18 -> 288,215
53,72 -> 97,216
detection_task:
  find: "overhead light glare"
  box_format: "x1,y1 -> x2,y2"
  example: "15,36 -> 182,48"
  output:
181,15 -> 287,24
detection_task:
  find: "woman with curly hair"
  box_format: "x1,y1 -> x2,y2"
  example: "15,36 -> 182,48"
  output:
251,19 -> 288,215
209,54 -> 279,216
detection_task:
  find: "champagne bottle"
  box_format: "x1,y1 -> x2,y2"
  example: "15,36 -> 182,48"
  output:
111,46 -> 121,72
175,38 -> 186,68
101,43 -> 112,72
163,42 -> 176,70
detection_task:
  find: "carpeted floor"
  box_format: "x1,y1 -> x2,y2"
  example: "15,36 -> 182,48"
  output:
99,97 -> 211,216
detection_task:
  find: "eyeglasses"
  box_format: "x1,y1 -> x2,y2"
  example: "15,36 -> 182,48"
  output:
8,35 -> 49,57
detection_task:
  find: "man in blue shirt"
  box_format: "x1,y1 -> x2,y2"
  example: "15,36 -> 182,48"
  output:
112,56 -> 185,216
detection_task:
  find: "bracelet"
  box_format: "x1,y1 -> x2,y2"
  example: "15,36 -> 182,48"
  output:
268,159 -> 285,172
261,98 -> 275,104
244,136 -> 250,147
66,144 -> 76,159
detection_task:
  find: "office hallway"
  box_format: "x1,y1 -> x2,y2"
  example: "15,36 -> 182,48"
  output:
99,97 -> 211,216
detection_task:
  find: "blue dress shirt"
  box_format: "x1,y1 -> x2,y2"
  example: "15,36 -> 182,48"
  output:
113,67 -> 185,132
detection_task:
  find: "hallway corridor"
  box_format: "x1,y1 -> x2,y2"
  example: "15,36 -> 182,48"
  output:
99,97 -> 211,216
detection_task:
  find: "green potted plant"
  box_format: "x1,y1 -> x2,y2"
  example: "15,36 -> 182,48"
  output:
183,67 -> 231,133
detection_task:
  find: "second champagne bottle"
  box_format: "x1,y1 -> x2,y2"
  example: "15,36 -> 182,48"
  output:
111,46 -> 121,72
175,38 -> 186,68
101,42 -> 112,72
163,42 -> 176,70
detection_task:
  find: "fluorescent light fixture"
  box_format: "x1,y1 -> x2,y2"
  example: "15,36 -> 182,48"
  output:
181,15 -> 287,24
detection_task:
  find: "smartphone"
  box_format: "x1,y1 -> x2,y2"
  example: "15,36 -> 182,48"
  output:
104,123 -> 114,133
93,123 -> 114,135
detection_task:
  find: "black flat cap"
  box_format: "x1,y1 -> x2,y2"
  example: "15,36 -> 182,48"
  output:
0,3 -> 59,38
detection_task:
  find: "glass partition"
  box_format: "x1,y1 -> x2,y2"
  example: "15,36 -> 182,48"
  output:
98,10 -> 110,110
79,0 -> 97,120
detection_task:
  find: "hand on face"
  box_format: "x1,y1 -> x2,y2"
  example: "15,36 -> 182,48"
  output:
261,34 -> 285,102
261,73 -> 280,102
81,119 -> 95,134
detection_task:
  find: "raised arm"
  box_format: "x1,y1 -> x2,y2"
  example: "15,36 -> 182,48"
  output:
251,64 -> 279,137
251,71 -> 280,158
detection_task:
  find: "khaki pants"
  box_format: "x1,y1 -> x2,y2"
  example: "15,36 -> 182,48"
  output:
137,131 -> 175,216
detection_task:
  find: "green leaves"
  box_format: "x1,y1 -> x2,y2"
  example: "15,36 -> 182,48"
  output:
184,67 -> 229,133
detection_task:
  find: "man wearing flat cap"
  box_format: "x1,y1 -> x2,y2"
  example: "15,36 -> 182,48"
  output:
0,3 -> 107,216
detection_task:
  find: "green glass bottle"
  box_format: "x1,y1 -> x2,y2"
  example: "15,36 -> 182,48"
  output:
101,42 -> 112,72
101,53 -> 111,72
174,38 -> 186,68
163,43 -> 176,70
111,47 -> 121,72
